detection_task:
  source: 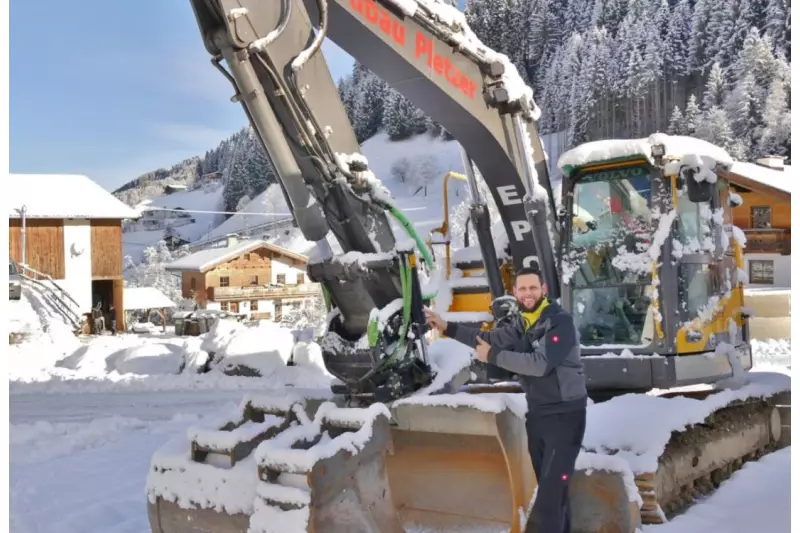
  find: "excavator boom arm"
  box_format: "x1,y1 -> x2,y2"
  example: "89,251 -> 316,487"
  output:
188,0 -> 561,391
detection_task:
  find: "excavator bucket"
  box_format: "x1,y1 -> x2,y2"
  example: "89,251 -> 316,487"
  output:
147,395 -> 402,533
146,389 -> 645,533
386,400 -> 535,533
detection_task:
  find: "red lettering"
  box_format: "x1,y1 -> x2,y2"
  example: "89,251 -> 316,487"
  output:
433,55 -> 443,75
379,11 -> 391,34
365,0 -> 379,23
347,3 -> 478,100
414,33 -> 428,59
444,58 -> 455,85
391,22 -> 405,45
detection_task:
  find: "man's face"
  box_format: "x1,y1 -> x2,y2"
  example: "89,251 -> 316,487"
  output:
513,273 -> 546,311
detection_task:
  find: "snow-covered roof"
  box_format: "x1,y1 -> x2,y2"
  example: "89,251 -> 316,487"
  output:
8,174 -> 140,220
165,239 -> 308,273
123,287 -> 177,310
726,162 -> 792,197
557,134 -> 733,177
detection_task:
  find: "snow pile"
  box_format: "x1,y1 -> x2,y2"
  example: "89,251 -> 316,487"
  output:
55,336 -> 186,377
201,319 -> 315,377
8,287 -> 83,380
581,370 -> 790,473
291,341 -> 333,377
107,343 -> 186,375
408,337 -> 474,396
751,338 -> 791,370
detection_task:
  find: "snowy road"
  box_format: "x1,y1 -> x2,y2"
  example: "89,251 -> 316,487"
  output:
9,389 -> 255,424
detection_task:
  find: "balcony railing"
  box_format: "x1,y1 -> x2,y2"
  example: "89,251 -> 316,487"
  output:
208,283 -> 321,301
742,228 -> 791,255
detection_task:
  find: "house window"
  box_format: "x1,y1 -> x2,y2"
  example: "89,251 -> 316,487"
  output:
220,302 -> 229,311
250,300 -> 259,311
749,260 -> 774,285
277,274 -> 286,284
220,276 -> 230,287
751,206 -> 772,229
250,275 -> 258,286
297,273 -> 304,284
190,277 -> 196,290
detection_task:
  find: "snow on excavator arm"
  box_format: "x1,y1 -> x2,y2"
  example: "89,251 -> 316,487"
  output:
187,0 -> 560,341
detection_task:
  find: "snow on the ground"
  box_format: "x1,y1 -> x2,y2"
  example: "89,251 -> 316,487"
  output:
642,447 -> 791,533
7,279 -> 792,533
8,287 -> 82,381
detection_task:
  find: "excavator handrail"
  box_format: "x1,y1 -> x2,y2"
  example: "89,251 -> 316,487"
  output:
428,171 -> 468,279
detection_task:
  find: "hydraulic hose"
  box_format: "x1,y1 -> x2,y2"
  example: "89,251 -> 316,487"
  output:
387,205 -> 434,271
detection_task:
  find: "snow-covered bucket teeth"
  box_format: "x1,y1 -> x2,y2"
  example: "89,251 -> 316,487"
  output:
249,403 -> 401,533
187,395 -> 307,468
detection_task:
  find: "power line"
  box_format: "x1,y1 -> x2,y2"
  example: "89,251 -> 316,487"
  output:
140,206 -> 293,216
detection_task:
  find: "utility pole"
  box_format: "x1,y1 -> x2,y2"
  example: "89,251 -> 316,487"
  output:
16,205 -> 27,267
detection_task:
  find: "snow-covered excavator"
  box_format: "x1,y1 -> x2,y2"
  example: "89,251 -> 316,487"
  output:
145,1 -> 791,532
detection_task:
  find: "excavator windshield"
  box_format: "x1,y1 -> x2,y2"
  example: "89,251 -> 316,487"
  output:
565,164 -> 656,347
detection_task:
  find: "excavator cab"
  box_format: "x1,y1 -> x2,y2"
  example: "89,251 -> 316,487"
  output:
557,138 -> 751,394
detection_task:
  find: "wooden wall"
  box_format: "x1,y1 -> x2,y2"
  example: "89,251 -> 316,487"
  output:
90,219 -> 123,279
732,191 -> 791,230
181,272 -> 208,303
206,248 -> 273,289
8,218 -> 65,278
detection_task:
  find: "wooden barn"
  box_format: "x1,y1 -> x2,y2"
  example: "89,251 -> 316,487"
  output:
8,174 -> 141,331
723,158 -> 792,288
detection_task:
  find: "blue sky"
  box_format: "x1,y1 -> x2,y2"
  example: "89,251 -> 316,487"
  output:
9,0 -> 355,191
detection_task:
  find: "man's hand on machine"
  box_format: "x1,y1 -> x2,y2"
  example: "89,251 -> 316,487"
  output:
475,337 -> 491,362
423,307 -> 447,333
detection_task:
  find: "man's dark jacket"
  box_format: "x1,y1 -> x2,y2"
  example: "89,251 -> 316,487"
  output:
445,299 -> 587,415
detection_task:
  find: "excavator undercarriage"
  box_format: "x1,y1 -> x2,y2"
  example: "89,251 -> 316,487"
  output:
146,0 -> 792,532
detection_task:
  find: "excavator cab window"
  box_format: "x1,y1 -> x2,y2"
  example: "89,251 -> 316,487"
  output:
564,164 -> 656,347
674,171 -> 734,326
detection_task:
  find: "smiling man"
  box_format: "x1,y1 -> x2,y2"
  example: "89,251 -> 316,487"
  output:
424,267 -> 587,533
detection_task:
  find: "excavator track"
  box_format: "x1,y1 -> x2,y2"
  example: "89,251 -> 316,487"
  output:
633,390 -> 788,524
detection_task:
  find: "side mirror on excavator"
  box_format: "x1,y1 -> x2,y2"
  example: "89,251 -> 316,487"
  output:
683,168 -> 714,203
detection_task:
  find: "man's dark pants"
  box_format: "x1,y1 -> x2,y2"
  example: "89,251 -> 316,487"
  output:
525,408 -> 587,533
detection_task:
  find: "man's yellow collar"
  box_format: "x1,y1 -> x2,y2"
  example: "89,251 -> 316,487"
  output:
521,299 -> 549,331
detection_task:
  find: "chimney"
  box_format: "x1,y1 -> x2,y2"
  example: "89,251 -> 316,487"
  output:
226,233 -> 238,247
755,155 -> 785,171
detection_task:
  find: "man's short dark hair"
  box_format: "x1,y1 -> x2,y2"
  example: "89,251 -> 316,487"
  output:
515,267 -> 545,285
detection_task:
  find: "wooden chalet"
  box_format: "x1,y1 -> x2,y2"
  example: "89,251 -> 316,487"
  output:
8,174 -> 141,331
722,158 -> 792,288
164,235 -> 319,320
